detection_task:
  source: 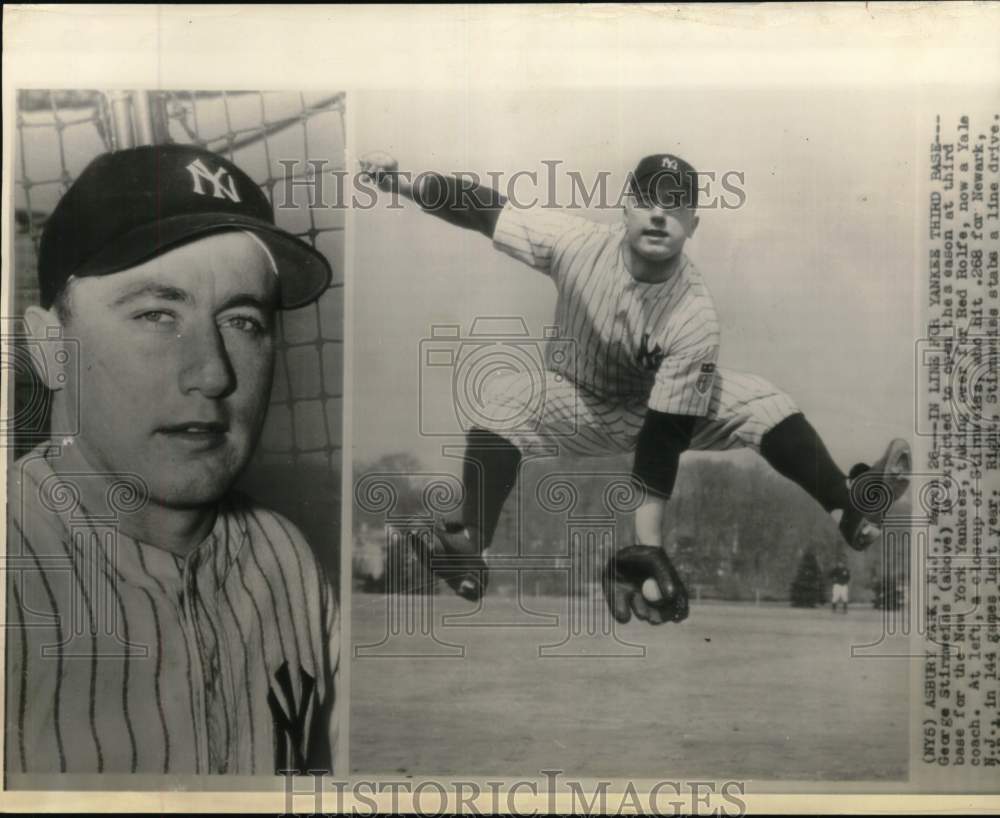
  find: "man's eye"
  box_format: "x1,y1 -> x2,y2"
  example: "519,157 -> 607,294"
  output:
222,315 -> 267,334
136,310 -> 176,325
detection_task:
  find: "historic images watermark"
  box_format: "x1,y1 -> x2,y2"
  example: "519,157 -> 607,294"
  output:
2,449 -> 152,659
354,310 -> 652,658
274,160 -> 748,212
1,317 -> 80,448
352,312 -> 1000,662
282,770 -> 748,817
353,462 -> 649,659
418,318 -> 577,439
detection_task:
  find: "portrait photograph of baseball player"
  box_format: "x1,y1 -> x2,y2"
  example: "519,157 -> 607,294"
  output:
350,87 -> 916,781
4,90 -> 345,784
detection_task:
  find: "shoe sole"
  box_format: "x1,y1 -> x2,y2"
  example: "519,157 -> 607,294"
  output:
872,438 -> 912,509
407,526 -> 485,601
843,439 -> 912,551
852,438 -> 912,518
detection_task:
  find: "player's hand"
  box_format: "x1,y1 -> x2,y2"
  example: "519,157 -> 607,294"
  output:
602,545 -> 689,625
358,151 -> 399,191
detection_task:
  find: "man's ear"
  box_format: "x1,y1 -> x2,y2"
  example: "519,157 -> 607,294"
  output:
24,305 -> 70,392
622,197 -> 634,223
687,214 -> 700,238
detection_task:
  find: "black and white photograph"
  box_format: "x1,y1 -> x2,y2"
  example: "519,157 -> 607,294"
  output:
349,87 -> 917,782
2,3 -> 999,814
5,88 -> 346,784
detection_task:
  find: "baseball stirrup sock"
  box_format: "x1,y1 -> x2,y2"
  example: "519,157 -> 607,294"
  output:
759,413 -> 850,512
460,428 -> 522,550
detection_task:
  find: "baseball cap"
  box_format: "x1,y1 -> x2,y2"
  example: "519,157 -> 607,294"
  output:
37,144 -> 332,309
628,154 -> 699,210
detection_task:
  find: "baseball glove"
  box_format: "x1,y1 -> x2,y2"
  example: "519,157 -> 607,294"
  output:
602,545 -> 690,625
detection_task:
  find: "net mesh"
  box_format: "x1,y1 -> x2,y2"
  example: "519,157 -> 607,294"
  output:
11,89 -> 346,473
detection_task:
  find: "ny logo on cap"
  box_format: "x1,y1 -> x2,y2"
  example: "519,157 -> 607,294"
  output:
186,158 -> 241,203
661,156 -> 679,171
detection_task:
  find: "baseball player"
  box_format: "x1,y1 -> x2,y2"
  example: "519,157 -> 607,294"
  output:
6,145 -> 339,775
360,151 -> 911,626
830,559 -> 852,614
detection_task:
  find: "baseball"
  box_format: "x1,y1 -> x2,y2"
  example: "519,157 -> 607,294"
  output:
642,577 -> 663,603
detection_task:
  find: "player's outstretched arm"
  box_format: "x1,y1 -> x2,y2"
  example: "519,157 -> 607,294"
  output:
601,410 -> 698,625
632,410 -> 698,542
359,151 -> 506,239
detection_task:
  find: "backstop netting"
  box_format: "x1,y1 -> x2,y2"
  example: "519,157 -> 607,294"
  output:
10,89 -> 346,472
9,89 -> 346,578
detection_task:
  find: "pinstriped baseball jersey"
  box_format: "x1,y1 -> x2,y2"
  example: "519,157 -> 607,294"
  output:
5,444 -> 339,776
492,203 -> 720,416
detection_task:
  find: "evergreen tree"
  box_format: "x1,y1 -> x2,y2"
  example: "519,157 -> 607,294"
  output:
789,549 -> 824,608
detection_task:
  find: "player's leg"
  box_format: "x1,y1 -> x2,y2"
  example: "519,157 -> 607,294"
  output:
690,369 -> 910,551
422,426 -> 522,599
456,427 -> 523,553
424,371 -> 625,599
759,415 -> 910,552
689,373 -> 851,511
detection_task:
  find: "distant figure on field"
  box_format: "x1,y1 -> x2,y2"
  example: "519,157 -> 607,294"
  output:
830,558 -> 851,614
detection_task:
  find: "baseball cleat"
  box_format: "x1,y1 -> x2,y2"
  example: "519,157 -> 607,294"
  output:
839,438 -> 911,551
408,519 -> 488,601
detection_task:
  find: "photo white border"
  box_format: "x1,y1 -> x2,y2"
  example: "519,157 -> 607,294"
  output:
3,2 -> 1000,813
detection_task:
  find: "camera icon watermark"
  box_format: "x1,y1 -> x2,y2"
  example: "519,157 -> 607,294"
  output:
1,319 -> 80,448
418,317 -> 577,438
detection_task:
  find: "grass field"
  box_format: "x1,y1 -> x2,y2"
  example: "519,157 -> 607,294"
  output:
350,592 -> 909,782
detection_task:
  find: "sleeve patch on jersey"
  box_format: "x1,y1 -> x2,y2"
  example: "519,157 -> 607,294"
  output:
696,362 -> 716,395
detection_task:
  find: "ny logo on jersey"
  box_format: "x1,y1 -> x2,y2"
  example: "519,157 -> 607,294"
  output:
637,333 -> 666,372
185,158 -> 241,202
267,661 -> 332,774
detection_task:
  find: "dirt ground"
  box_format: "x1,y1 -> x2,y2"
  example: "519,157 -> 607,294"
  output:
350,593 -> 909,782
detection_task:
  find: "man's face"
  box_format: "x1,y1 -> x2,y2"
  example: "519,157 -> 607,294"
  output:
623,189 -> 699,264
53,231 -> 278,508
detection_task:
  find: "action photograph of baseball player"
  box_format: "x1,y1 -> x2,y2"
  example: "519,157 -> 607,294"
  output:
349,88 -> 916,780
4,90 -> 346,782
358,149 -> 910,618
